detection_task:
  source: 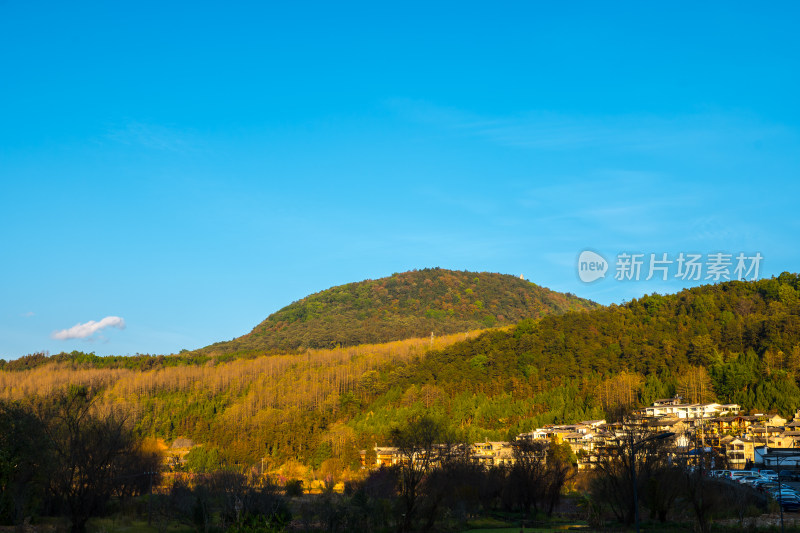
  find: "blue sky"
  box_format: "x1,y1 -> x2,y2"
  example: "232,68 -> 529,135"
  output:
1,2 -> 798,358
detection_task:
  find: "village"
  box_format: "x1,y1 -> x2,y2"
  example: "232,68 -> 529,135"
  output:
367,396 -> 800,472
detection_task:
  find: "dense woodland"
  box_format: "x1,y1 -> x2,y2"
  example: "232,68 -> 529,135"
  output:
1,274 -> 799,478
197,268 -> 597,355
0,386 -> 161,532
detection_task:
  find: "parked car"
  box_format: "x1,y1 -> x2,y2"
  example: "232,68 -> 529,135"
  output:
752,478 -> 772,489
730,471 -> 752,482
779,496 -> 800,512
769,489 -> 799,501
759,481 -> 780,493
780,470 -> 800,481
740,475 -> 763,485
759,469 -> 779,481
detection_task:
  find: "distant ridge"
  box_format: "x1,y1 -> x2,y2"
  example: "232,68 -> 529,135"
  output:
198,268 -> 597,355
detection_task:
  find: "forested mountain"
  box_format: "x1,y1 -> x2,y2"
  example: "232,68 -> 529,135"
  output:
1,274 -> 799,477
198,268 -> 597,355
380,273 -> 800,425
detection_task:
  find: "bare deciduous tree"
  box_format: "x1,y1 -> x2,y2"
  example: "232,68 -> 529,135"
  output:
589,421 -> 674,526
390,415 -> 454,533
34,386 -> 146,533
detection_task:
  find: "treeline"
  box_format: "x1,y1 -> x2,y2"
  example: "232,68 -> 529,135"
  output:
0,386 -> 160,533
588,422 -> 767,531
511,272 -> 800,377
287,415 -> 576,533
199,267 -> 597,355
0,350 -> 211,372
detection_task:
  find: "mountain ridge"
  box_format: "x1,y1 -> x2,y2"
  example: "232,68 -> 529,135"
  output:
197,267 -> 598,355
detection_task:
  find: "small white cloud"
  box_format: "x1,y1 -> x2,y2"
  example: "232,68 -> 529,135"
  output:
21,311 -> 35,317
52,316 -> 126,340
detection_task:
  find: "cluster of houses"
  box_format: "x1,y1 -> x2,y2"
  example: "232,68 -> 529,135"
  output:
364,396 -> 800,471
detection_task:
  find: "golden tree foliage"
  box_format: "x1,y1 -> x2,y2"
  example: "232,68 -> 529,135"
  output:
0,331 -> 485,404
595,371 -> 644,411
676,366 -> 715,404
0,330 -> 489,464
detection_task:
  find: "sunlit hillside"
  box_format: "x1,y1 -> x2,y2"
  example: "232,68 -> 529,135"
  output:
198,268 -> 597,355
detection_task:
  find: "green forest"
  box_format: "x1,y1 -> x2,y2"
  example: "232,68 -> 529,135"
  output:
1,274 -> 799,476
197,268 -> 597,355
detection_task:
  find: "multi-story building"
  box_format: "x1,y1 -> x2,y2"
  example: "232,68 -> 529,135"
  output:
470,441 -> 514,467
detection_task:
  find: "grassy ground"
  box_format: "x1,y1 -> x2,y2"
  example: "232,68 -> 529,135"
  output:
461,515 -> 590,532
463,529 -> 588,533
10,515 -> 800,533
460,515 -> 800,532
85,517 -> 194,533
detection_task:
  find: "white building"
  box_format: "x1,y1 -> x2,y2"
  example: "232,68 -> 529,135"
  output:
642,402 -> 740,419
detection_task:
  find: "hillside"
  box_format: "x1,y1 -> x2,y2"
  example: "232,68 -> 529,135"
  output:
1,274 -> 798,472
385,273 -> 800,424
198,268 -> 597,355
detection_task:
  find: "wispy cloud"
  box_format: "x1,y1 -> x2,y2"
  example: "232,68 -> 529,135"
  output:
52,316 -> 126,340
387,98 -> 790,153
21,311 -> 34,317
